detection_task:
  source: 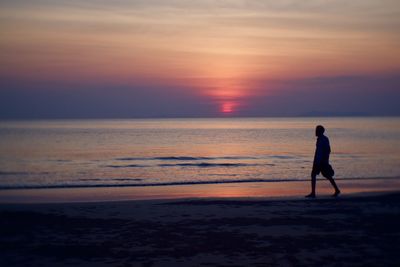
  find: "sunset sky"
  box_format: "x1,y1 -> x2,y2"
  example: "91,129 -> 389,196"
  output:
1,0 -> 399,118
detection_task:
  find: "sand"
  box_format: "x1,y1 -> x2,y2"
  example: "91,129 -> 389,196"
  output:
1,177 -> 400,203
1,190 -> 400,267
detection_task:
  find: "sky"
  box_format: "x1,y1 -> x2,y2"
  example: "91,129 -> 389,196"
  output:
1,0 -> 400,118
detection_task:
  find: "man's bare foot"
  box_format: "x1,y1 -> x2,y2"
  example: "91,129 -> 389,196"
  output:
332,190 -> 341,197
305,193 -> 316,198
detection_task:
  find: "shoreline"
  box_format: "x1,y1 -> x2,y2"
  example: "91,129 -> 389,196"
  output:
1,176 -> 399,204
1,176 -> 399,190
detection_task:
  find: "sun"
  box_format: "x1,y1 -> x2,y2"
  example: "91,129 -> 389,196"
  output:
221,102 -> 234,114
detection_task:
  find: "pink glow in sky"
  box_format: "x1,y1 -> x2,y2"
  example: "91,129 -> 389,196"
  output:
1,0 -> 400,117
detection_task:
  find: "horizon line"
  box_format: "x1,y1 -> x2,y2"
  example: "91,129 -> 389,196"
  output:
1,115 -> 400,121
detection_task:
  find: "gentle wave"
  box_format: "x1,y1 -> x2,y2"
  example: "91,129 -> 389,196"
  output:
0,178 -> 297,189
0,177 -> 398,190
106,164 -> 146,168
107,162 -> 268,168
0,171 -> 50,175
115,156 -> 260,161
0,171 -> 31,175
79,178 -> 143,182
269,155 -> 296,159
158,163 -> 259,167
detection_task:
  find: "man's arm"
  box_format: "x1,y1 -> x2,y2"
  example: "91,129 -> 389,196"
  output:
313,138 -> 322,165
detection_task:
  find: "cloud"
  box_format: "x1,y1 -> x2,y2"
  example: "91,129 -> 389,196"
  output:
1,73 -> 399,118
241,73 -> 400,116
0,78 -> 218,119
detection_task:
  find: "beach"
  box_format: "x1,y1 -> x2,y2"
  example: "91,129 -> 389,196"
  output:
1,118 -> 400,266
1,181 -> 400,267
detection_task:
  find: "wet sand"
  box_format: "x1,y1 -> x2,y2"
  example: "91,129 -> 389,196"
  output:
1,190 -> 400,267
1,177 -> 400,203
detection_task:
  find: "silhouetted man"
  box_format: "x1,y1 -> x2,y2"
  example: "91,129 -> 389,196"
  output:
306,125 -> 340,198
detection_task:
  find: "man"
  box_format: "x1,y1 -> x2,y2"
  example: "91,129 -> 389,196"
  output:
306,125 -> 340,198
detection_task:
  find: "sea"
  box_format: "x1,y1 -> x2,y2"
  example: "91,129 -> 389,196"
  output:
0,117 -> 399,190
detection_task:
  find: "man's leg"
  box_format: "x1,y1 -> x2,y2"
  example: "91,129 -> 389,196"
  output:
306,173 -> 317,198
311,173 -> 316,195
326,176 -> 340,196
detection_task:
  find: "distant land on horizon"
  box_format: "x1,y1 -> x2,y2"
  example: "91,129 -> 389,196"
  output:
300,111 -> 373,117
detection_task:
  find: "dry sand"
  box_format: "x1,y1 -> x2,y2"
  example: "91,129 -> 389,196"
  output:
1,191 -> 400,267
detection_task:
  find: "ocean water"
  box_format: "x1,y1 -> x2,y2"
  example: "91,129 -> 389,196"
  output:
0,117 -> 399,189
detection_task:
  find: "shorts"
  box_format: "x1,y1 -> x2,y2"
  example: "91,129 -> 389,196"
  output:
312,163 -> 335,178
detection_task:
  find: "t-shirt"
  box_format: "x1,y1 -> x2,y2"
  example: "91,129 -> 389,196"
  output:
314,135 -> 331,165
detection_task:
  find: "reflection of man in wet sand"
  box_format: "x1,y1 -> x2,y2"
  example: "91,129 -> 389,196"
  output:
306,125 -> 340,198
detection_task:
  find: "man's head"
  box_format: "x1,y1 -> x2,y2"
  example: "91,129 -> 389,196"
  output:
315,125 -> 325,137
